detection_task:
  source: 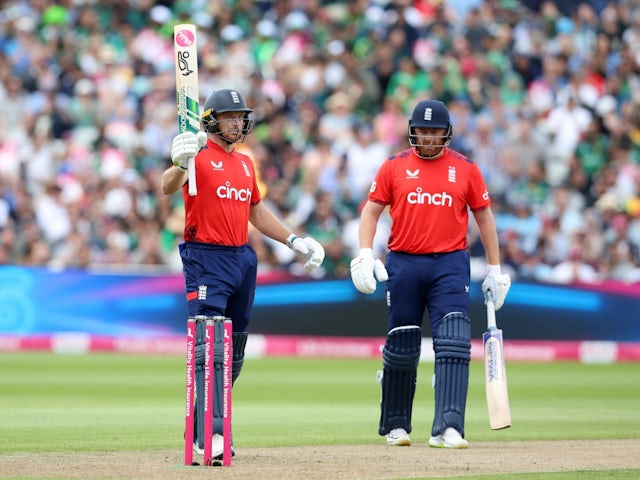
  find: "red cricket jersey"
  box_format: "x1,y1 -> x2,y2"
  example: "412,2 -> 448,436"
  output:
182,141 -> 261,246
368,147 -> 490,254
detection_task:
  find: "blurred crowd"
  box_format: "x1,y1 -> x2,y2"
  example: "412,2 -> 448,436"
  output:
1,0 -> 640,285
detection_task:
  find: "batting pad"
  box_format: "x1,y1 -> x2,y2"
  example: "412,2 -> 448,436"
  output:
232,332 -> 248,384
378,325 -> 421,435
432,312 -> 471,437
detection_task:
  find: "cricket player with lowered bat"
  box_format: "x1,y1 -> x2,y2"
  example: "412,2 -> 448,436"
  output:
162,89 -> 325,459
350,99 -> 511,448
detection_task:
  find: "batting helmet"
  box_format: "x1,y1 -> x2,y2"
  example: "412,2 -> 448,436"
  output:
201,89 -> 254,141
408,99 -> 452,158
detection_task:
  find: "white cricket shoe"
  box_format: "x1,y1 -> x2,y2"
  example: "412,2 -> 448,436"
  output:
193,434 -> 235,459
193,441 -> 203,456
211,433 -> 225,458
429,427 -> 469,449
386,428 -> 411,446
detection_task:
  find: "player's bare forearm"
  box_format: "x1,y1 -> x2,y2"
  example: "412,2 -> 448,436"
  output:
359,201 -> 384,248
473,207 -> 500,265
249,202 -> 292,244
162,166 -> 188,195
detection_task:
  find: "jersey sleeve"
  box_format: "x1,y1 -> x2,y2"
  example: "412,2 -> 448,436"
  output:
368,159 -> 392,205
248,158 -> 261,205
467,161 -> 491,211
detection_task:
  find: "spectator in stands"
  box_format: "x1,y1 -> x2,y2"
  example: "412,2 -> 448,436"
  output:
0,0 -> 639,287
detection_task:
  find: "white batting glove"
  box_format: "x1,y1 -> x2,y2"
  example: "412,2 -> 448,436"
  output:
350,248 -> 388,294
286,234 -> 325,272
171,131 -> 206,170
301,237 -> 325,272
482,264 -> 511,310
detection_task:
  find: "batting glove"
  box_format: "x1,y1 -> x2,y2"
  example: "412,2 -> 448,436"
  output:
171,131 -> 206,171
287,234 -> 325,273
482,264 -> 511,310
350,248 -> 388,294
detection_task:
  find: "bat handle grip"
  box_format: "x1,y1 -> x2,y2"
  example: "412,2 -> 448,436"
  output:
485,292 -> 497,330
188,157 -> 197,196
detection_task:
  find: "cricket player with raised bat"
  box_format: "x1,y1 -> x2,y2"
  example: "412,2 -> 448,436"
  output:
162,88 -> 325,460
350,99 -> 511,449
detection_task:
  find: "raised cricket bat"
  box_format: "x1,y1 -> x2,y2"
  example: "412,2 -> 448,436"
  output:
483,291 -> 511,430
173,24 -> 200,196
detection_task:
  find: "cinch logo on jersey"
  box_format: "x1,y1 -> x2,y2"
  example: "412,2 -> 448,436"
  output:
216,181 -> 252,201
407,187 -> 453,206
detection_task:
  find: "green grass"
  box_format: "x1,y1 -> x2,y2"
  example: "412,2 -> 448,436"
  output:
1,354 -> 639,478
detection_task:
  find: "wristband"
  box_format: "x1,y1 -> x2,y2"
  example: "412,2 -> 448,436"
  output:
177,165 -> 187,172
286,234 -> 297,249
487,264 -> 501,275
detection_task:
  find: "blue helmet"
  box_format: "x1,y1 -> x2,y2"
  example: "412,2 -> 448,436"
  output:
408,99 -> 452,158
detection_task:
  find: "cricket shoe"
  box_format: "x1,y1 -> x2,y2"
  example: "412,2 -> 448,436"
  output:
386,428 -> 411,446
428,427 -> 469,449
193,434 -> 236,459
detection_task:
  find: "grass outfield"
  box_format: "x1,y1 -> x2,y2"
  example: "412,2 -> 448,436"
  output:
0,353 -> 639,479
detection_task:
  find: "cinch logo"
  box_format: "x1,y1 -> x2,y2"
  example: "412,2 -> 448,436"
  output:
217,181 -> 252,201
407,188 -> 453,206
424,108 -> 432,121
483,190 -> 490,201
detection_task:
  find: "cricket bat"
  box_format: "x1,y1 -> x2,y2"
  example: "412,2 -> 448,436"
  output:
483,291 -> 511,430
173,24 -> 200,196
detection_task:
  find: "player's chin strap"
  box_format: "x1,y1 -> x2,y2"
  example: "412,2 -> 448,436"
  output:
414,146 -> 445,160
216,132 -> 245,145
431,312 -> 471,437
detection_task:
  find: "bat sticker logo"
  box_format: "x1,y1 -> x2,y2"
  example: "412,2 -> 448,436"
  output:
177,51 -> 194,76
175,29 -> 196,48
485,339 -> 500,381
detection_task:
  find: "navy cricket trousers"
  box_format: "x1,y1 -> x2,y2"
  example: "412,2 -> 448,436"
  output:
384,250 -> 470,335
179,242 -> 257,333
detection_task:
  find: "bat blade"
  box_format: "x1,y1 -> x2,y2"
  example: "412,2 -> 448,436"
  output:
173,24 -> 199,196
484,298 -> 511,430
